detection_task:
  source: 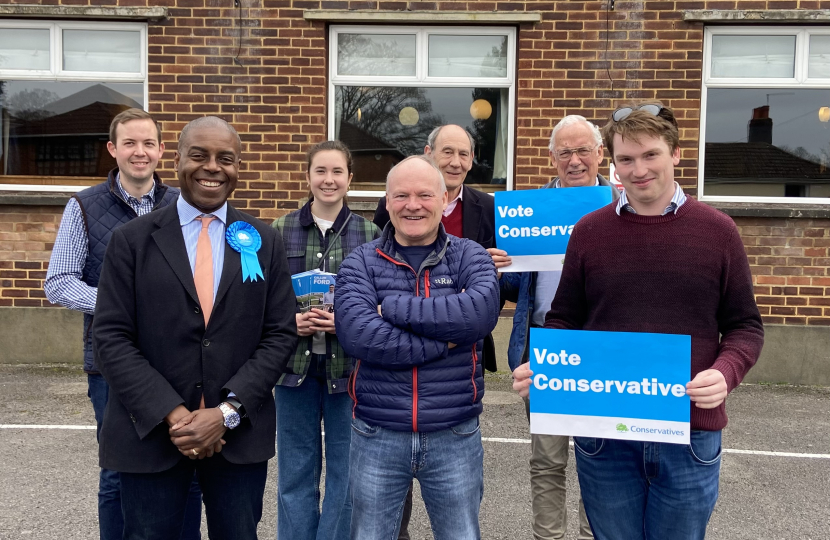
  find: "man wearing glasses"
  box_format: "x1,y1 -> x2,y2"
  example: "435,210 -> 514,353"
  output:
512,103 -> 764,539
493,115 -> 619,540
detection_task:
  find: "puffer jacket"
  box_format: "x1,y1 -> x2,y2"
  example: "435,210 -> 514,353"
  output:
335,223 -> 500,432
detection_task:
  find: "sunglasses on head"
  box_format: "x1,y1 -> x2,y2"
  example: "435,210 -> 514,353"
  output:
611,104 -> 664,122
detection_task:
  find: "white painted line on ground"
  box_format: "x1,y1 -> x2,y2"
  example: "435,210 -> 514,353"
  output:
482,437 -> 830,460
0,424 -> 96,430
2,426 -> 828,460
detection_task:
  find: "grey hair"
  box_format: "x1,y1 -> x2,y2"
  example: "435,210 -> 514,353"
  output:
179,116 -> 242,153
426,125 -> 476,155
386,155 -> 446,194
548,115 -> 602,152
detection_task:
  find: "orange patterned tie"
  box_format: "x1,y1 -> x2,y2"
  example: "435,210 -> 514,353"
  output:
194,215 -> 216,326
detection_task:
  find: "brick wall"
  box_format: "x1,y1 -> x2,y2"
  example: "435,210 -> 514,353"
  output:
736,217 -> 830,326
1,0 -> 829,321
0,206 -> 63,307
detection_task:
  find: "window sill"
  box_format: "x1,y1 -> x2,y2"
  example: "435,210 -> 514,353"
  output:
704,201 -> 830,219
304,10 -> 541,24
683,9 -> 830,23
0,191 -> 72,206
0,5 -> 167,21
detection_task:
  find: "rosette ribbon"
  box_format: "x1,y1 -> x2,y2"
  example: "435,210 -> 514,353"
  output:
226,221 -> 264,282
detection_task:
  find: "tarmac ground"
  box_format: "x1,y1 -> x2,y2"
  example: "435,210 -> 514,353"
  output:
1,364 -> 828,540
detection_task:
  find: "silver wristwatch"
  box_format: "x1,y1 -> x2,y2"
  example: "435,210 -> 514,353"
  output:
218,402 -> 241,429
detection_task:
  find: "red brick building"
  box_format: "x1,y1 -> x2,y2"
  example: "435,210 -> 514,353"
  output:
1,1 -> 828,379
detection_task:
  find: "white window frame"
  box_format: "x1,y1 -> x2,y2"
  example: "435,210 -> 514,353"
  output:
0,20 -> 148,193
699,26 -> 830,204
328,25 -> 516,197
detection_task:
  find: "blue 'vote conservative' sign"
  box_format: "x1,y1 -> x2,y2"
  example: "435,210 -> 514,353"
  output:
529,328 -> 691,444
494,186 -> 613,272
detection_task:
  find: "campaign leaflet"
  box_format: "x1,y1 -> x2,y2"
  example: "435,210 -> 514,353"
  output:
494,186 -> 614,272
529,328 -> 691,444
291,269 -> 336,313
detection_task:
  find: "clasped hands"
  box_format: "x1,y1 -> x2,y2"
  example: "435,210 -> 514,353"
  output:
296,309 -> 335,337
165,405 -> 227,460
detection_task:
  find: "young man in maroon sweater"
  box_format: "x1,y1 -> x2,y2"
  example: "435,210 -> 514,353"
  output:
512,103 -> 764,539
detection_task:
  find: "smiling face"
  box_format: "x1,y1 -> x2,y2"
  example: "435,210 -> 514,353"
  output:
612,132 -> 680,215
550,121 -> 603,188
174,124 -> 242,213
386,158 -> 448,246
307,149 -> 352,208
106,118 -> 163,187
424,125 -> 473,193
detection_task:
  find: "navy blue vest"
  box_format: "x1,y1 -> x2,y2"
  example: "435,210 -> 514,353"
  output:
77,169 -> 178,372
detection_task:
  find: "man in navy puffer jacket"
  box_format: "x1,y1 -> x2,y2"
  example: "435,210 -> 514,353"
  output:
336,155 -> 500,540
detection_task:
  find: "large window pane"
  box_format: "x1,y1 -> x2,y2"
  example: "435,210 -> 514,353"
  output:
63,30 -> 141,73
809,35 -> 830,78
0,29 -> 50,71
711,35 -> 796,78
0,81 -> 144,176
429,35 -> 508,78
334,85 -> 508,185
337,34 -> 416,77
703,88 -> 830,198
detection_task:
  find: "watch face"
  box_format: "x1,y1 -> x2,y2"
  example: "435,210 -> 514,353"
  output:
226,412 -> 241,429
220,404 -> 241,429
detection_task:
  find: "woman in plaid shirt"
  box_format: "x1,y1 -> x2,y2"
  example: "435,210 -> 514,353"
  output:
271,140 -> 380,540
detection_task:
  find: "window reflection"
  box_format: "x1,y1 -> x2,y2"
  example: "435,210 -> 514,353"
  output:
0,81 -> 144,177
334,86 -> 508,185
703,88 -> 830,198
337,34 -> 416,77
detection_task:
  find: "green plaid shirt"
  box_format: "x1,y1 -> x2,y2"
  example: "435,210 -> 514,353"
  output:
272,201 -> 380,393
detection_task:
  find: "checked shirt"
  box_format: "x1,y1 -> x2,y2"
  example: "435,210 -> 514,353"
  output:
272,200 -> 380,393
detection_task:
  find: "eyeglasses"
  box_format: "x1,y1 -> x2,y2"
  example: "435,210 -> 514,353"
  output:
611,104 -> 663,122
554,145 -> 598,161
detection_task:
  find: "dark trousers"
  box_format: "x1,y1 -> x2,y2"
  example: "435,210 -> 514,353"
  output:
88,373 -> 202,540
120,454 -> 267,540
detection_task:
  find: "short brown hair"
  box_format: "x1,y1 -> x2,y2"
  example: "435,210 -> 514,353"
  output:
601,102 -> 679,161
109,108 -> 161,145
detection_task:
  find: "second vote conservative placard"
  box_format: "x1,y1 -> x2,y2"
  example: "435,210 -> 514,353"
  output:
494,186 -> 613,272
529,328 -> 691,444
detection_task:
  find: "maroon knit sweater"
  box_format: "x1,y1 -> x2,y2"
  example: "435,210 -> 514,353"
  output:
544,197 -> 764,431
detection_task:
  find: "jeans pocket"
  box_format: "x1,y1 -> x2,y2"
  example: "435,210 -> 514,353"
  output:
450,416 -> 481,437
687,430 -> 722,465
573,436 -> 605,457
351,417 -> 379,437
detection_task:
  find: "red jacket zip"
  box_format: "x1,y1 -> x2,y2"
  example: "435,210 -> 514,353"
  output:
375,248 -> 425,432
349,359 -> 361,419
471,344 -> 478,403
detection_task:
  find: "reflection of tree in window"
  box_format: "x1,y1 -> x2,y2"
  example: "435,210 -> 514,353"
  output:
337,85 -> 442,158
5,89 -> 59,121
1,82 -> 141,177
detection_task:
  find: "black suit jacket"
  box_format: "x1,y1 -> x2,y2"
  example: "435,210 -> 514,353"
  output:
373,185 -> 500,371
93,203 -> 297,473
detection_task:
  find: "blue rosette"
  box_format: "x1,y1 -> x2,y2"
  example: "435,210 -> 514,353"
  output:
226,221 -> 264,282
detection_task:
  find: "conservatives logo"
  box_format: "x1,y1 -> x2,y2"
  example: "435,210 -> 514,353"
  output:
616,423 -> 628,433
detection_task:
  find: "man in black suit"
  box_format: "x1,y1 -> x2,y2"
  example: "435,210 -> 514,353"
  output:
372,124 -> 500,540
93,116 -> 297,539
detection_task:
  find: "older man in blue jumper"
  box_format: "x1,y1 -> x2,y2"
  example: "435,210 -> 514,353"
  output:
335,155 -> 500,540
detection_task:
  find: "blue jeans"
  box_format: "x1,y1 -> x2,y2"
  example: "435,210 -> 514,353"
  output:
274,355 -> 353,540
349,415 -> 484,540
88,374 -> 203,540
120,454 -> 266,540
573,431 -> 722,540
